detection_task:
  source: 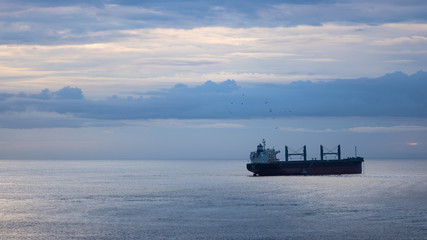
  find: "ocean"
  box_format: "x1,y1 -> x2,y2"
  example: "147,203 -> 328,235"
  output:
0,159 -> 426,239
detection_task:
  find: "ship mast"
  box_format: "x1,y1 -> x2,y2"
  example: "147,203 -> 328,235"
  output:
320,145 -> 341,160
285,145 -> 307,161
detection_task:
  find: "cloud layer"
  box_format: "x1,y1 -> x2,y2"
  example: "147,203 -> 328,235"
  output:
2,0 -> 427,45
1,71 -> 426,128
1,23 -> 427,96
1,1 -> 427,96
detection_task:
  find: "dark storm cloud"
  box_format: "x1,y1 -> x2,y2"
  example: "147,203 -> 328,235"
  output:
1,0 -> 427,44
0,71 -> 426,128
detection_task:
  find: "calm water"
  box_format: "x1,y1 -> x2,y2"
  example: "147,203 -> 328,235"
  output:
0,159 -> 426,239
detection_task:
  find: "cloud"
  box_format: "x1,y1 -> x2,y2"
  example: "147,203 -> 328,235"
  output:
280,125 -> 427,133
347,125 -> 427,133
54,86 -> 84,99
262,1 -> 427,26
373,35 -> 427,46
1,71 -> 427,128
128,120 -> 246,129
279,127 -> 336,133
1,1 -> 427,45
1,22 -> 426,95
0,111 -> 87,129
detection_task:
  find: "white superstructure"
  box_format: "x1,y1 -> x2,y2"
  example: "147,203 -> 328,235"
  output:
249,139 -> 280,163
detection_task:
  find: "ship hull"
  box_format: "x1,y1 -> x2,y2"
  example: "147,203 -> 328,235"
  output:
247,157 -> 364,176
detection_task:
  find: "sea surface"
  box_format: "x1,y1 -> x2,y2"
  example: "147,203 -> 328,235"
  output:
0,159 -> 426,240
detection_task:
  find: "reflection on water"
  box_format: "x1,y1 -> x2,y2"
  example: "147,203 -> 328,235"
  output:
0,159 -> 426,239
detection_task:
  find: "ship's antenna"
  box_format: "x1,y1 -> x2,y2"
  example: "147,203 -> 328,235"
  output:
262,139 -> 266,150
355,146 -> 358,157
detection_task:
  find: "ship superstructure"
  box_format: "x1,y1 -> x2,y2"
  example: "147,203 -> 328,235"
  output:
250,139 -> 280,163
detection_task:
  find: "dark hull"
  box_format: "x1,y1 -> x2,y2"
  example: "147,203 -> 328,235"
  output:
247,157 -> 364,176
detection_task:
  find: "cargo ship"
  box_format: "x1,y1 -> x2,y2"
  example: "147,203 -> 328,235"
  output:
247,139 -> 364,176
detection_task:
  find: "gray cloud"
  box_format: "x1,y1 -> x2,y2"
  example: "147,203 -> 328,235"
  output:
0,71 -> 426,128
1,0 -> 427,44
262,1 -> 427,26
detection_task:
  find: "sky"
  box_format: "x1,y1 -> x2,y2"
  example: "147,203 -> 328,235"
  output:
0,0 -> 426,160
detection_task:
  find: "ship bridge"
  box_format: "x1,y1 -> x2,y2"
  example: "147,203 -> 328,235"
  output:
250,139 -> 280,163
